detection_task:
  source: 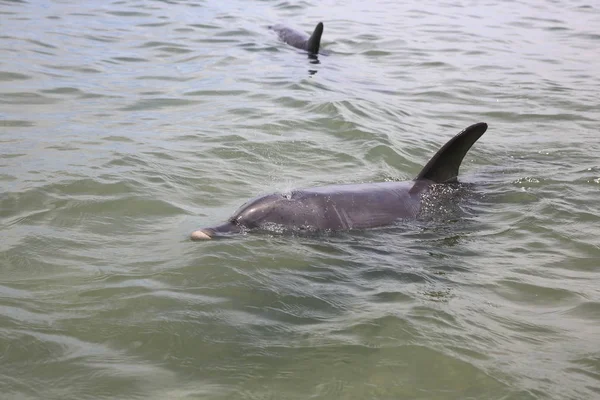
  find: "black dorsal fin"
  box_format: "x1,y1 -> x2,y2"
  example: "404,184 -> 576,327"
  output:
306,22 -> 323,54
415,122 -> 488,183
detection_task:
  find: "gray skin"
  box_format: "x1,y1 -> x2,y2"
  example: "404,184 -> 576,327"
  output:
191,122 -> 488,240
270,22 -> 324,54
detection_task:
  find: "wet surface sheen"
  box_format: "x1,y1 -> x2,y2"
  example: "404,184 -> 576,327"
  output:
1,0 -> 599,399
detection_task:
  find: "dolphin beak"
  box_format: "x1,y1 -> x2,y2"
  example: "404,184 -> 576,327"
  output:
190,222 -> 241,241
190,229 -> 213,240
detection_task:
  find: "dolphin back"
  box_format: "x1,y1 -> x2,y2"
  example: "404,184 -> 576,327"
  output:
306,22 -> 323,54
415,122 -> 488,183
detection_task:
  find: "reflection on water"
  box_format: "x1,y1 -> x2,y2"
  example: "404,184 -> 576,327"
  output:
309,53 -> 320,75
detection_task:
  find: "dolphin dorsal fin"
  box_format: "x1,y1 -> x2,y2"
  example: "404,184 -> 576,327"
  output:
415,122 -> 488,183
306,22 -> 323,54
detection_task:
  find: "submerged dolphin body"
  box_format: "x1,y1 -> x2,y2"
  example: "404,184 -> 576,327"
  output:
191,122 -> 488,240
270,22 -> 324,54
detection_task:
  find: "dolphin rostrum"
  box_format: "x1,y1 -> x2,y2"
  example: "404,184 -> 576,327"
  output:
191,122 -> 488,240
270,22 -> 324,54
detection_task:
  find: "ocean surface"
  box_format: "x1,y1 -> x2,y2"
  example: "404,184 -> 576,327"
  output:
1,0 -> 599,399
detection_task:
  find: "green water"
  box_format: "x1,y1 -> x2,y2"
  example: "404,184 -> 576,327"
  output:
1,0 -> 599,399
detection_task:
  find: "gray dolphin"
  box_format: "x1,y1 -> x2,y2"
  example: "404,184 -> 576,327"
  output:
191,122 -> 488,240
270,22 -> 324,54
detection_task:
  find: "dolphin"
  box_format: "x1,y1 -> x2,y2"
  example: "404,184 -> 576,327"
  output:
191,122 -> 488,240
270,22 -> 324,54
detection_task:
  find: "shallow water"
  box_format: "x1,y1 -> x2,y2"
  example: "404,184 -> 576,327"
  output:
1,0 -> 599,399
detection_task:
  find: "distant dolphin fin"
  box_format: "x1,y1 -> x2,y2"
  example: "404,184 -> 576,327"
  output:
306,22 -> 323,54
415,122 -> 488,183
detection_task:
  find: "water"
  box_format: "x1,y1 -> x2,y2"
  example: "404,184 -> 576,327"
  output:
1,0 -> 599,398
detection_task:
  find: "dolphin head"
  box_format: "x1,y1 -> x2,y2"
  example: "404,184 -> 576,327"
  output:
191,193 -> 288,240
